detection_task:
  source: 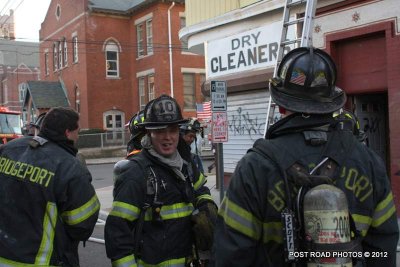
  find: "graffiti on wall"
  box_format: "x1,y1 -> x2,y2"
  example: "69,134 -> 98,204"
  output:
229,107 -> 266,140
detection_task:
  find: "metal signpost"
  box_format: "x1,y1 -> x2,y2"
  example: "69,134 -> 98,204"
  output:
210,81 -> 227,202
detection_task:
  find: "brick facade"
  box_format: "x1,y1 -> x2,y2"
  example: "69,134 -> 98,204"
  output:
40,0 -> 205,130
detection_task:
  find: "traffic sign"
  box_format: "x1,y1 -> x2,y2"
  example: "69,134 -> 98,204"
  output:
211,112 -> 228,143
211,81 -> 227,111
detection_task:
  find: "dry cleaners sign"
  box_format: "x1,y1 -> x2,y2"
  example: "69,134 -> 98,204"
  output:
207,21 -> 283,78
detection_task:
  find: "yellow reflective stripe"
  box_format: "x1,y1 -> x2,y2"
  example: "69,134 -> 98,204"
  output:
352,214 -> 371,237
263,221 -> 282,243
144,203 -> 194,221
35,202 -> 57,265
0,256 -> 58,266
112,254 -> 137,267
196,194 -> 213,204
109,201 -> 140,222
137,257 -> 186,267
61,195 -> 100,225
372,192 -> 396,227
193,173 -> 206,190
218,197 -> 262,240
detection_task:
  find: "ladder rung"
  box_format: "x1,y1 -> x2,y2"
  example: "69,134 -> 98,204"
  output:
286,0 -> 307,8
281,39 -> 301,46
284,17 -> 305,27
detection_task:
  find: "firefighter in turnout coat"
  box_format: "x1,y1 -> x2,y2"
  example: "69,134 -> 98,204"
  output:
213,47 -> 398,266
105,95 -> 217,266
0,107 -> 100,266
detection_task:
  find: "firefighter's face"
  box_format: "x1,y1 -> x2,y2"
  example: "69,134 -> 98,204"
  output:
65,121 -> 80,145
149,125 -> 179,157
182,131 -> 196,145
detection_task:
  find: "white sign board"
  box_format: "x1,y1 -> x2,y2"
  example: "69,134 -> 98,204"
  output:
212,112 -> 228,143
207,21 -> 286,78
211,81 -> 227,111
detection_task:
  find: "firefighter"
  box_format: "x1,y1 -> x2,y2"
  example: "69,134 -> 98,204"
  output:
213,47 -> 398,266
105,94 -> 217,267
126,109 -> 146,158
0,107 -> 100,266
180,117 -> 205,174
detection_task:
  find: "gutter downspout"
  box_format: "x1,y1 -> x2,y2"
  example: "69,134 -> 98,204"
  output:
168,2 -> 175,97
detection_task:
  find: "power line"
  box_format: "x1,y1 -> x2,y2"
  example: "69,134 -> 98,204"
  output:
0,0 -> 14,17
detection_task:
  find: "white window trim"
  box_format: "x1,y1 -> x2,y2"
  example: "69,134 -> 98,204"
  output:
136,68 -> 155,78
134,12 -> 153,25
146,19 -> 153,55
72,36 -> 78,63
105,42 -> 120,78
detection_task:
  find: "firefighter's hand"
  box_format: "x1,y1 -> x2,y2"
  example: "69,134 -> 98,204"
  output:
192,202 -> 218,251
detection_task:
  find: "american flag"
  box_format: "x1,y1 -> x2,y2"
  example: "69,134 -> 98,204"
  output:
290,69 -> 307,86
196,101 -> 212,121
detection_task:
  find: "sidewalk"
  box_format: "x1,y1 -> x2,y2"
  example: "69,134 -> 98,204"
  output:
89,157 -> 222,221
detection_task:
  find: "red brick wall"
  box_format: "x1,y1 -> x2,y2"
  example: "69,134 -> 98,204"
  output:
326,21 -> 400,212
40,0 -> 205,129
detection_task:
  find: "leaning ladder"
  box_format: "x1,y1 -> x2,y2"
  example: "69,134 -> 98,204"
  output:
263,0 -> 318,136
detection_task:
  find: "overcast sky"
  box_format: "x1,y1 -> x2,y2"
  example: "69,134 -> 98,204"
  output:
0,0 -> 51,42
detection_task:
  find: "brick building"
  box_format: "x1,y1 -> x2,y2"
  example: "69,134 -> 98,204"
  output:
181,0 -> 400,208
39,0 -> 205,132
0,39 -> 39,121
0,9 -> 15,40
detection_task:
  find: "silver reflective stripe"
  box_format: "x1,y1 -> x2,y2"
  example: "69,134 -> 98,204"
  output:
112,254 -> 137,267
35,202 -> 57,265
62,195 -> 100,225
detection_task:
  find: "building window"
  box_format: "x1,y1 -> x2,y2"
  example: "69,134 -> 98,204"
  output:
44,52 -> 49,76
53,43 -> 58,71
105,42 -> 119,78
180,17 -> 189,52
18,83 -> 26,102
72,36 -> 78,63
148,75 -> 155,101
137,24 -> 144,57
63,38 -> 68,66
58,41 -> 63,69
146,19 -> 153,55
138,77 -> 145,110
183,73 -> 196,109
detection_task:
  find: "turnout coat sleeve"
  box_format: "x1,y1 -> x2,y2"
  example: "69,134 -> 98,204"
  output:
57,160 -> 100,241
214,150 -> 275,267
359,149 -> 398,266
104,159 -> 146,265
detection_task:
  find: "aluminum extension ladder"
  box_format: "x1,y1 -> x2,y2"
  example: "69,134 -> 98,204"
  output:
263,0 -> 318,136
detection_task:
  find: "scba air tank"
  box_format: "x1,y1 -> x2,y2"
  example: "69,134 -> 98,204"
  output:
303,184 -> 352,267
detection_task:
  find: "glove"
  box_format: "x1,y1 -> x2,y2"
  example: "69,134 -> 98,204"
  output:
191,202 -> 218,251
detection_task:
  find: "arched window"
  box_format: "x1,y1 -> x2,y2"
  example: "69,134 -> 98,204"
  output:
105,42 -> 119,78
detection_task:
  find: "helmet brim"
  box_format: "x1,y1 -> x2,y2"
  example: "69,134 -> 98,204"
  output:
140,119 -> 188,130
270,84 -> 346,114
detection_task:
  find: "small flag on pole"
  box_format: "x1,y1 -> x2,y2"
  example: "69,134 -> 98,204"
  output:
196,101 -> 212,121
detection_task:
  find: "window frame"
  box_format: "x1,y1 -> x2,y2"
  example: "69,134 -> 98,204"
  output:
138,77 -> 146,110
183,73 -> 196,109
137,24 -> 144,58
63,38 -> 68,66
72,36 -> 78,63
53,43 -> 58,71
146,19 -> 153,55
105,42 -> 120,78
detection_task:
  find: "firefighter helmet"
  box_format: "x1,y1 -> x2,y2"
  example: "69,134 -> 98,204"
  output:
140,94 -> 187,129
127,110 -> 145,139
30,112 -> 47,129
180,117 -> 201,132
270,47 -> 346,114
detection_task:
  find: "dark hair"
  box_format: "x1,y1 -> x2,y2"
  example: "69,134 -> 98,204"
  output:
41,107 -> 79,135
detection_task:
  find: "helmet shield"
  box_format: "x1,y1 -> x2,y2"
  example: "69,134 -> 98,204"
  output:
140,95 -> 187,129
270,47 -> 346,114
